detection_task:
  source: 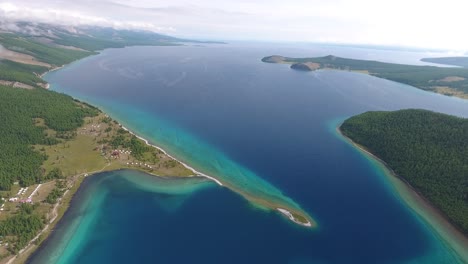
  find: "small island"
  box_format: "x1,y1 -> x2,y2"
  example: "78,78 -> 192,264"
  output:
262,55 -> 468,99
340,109 -> 468,235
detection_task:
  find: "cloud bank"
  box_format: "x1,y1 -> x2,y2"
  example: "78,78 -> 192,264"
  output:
0,2 -> 175,33
0,0 -> 467,50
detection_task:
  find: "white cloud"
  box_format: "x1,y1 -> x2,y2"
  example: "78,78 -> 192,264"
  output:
0,0 -> 467,50
0,1 -> 174,32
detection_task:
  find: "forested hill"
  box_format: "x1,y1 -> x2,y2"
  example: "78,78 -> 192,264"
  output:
0,22 -> 184,67
0,33 -> 94,66
262,55 -> 468,99
340,109 -> 468,234
0,21 -> 209,56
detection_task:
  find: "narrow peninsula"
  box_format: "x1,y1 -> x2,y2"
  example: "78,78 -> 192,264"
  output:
0,22 -> 314,264
262,55 -> 468,99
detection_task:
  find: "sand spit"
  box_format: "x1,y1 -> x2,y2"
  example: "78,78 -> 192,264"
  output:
277,208 -> 312,227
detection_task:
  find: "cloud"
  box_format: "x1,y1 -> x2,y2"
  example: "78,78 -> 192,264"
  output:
0,1 -> 175,33
0,0 -> 467,50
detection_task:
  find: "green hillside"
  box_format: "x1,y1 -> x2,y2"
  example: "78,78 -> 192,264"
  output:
0,60 -> 48,86
0,33 -> 94,66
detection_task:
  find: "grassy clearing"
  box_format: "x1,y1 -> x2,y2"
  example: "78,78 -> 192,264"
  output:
39,134 -> 108,176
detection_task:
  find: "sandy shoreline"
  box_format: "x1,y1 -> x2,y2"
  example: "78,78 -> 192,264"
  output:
277,208 -> 312,227
37,65 -> 65,90
39,65 -> 64,78
119,125 -> 223,186
336,125 -> 468,262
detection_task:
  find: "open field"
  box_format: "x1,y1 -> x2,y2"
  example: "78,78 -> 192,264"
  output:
0,46 -> 51,68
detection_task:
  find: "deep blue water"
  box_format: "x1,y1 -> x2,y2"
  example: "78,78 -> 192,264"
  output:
30,44 -> 468,263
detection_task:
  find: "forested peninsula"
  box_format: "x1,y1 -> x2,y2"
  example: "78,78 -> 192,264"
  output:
340,109 -> 468,235
421,57 -> 468,68
262,55 -> 468,99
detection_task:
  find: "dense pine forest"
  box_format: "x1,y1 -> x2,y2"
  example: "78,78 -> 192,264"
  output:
0,204 -> 43,254
0,85 -> 98,190
341,109 -> 468,234
0,60 -> 48,87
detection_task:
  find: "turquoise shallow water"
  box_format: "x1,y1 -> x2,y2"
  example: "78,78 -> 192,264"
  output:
31,171 -> 215,264
29,44 -> 468,263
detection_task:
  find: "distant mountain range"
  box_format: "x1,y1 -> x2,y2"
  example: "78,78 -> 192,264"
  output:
0,21 -> 223,53
0,21 -> 222,90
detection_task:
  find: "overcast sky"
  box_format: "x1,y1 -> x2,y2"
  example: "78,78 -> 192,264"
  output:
0,0 -> 467,50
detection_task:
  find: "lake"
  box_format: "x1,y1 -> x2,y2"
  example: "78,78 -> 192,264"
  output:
29,43 -> 468,263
